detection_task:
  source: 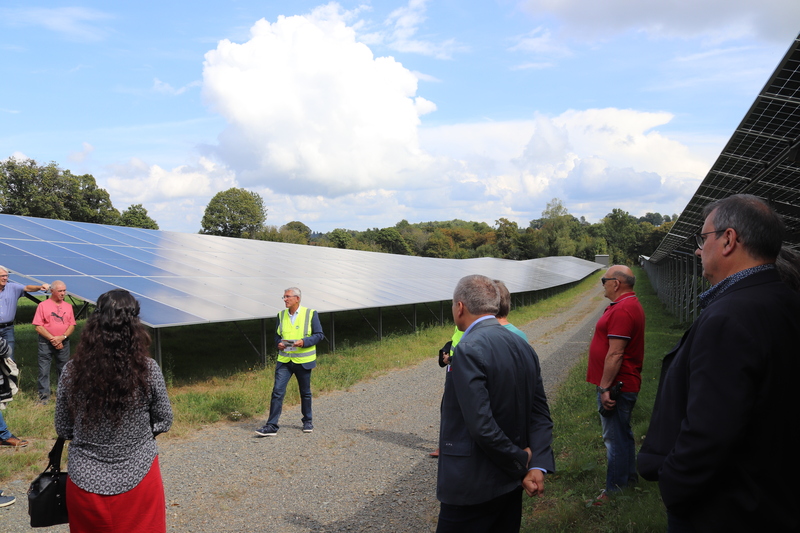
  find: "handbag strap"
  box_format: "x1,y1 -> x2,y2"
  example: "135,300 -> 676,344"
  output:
46,437 -> 66,473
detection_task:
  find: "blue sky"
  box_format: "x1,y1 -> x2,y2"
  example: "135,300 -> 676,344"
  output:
2,1 -> 799,234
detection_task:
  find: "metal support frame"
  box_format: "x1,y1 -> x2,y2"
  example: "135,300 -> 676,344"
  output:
261,318 -> 268,367
154,328 -> 162,367
643,251 -> 710,324
329,313 -> 336,352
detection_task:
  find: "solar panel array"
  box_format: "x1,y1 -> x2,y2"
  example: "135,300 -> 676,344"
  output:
649,33 -> 800,263
0,214 -> 602,328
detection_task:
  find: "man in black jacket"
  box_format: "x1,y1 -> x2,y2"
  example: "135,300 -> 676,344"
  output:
638,194 -> 800,532
436,275 -> 554,533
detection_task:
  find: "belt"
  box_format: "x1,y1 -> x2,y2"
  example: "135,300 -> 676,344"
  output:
0,322 -> 13,328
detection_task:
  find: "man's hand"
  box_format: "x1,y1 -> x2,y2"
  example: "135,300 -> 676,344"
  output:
522,468 -> 545,497
601,390 -> 616,411
294,339 -> 305,348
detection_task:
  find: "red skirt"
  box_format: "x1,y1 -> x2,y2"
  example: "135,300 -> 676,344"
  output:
66,456 -> 166,533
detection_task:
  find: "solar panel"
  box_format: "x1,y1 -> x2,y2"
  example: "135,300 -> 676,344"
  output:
0,214 -> 602,328
650,33 -> 800,262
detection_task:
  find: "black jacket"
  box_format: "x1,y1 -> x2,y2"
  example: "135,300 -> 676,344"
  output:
638,269 -> 800,532
437,318 -> 554,505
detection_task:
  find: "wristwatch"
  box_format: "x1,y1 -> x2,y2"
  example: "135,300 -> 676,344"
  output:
596,385 -> 610,393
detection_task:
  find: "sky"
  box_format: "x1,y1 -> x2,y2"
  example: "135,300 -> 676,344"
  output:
2,1 -> 799,235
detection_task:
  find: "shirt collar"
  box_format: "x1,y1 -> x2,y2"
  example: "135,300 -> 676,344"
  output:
699,263 -> 775,309
462,315 -> 495,339
609,292 -> 636,306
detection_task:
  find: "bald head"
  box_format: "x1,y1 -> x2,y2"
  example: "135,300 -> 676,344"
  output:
606,266 -> 635,289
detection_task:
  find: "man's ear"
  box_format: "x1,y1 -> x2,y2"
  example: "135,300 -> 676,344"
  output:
720,228 -> 739,257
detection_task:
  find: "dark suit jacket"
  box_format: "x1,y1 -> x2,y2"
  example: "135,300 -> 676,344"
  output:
638,269 -> 800,532
437,317 -> 555,506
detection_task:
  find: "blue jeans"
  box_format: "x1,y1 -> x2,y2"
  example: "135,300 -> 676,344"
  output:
0,409 -> 11,440
0,325 -> 15,361
598,391 -> 638,492
38,337 -> 70,401
267,362 -> 312,428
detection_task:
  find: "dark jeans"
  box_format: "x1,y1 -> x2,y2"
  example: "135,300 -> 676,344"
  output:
598,391 -> 639,492
38,337 -> 70,401
267,361 -> 312,428
0,325 -> 15,361
436,486 -> 523,533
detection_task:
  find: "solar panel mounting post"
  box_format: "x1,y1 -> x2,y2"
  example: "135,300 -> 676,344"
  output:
154,328 -> 162,367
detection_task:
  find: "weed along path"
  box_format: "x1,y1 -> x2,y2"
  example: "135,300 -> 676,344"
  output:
1,284 -> 606,533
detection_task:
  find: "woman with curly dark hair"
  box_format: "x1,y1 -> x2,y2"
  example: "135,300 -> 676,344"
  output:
55,289 -> 172,532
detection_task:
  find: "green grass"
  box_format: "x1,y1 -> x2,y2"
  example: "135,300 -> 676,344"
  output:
520,266 -> 683,532
1,268 -> 684,533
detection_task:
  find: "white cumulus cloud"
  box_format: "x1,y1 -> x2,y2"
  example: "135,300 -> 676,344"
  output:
202,4 -> 441,197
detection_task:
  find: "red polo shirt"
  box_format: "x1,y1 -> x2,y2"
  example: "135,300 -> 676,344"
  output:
586,292 -> 645,392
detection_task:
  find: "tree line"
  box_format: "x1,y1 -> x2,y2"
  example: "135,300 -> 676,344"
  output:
0,158 -> 159,230
200,187 -> 677,265
0,159 -> 676,264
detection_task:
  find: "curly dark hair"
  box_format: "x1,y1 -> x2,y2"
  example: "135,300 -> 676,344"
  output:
65,289 -> 152,428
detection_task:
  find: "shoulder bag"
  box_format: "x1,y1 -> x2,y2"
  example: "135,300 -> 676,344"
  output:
27,437 -> 69,527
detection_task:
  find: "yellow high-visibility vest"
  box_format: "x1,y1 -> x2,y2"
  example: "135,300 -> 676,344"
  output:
277,306 -> 317,364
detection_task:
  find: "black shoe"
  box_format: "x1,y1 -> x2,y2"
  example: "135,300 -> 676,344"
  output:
254,424 -> 278,437
302,421 -> 314,433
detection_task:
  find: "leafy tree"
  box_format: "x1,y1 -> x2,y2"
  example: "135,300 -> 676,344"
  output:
603,208 -> 642,263
120,204 -> 159,229
328,228 -> 353,249
423,229 -> 455,258
377,227 -> 412,255
542,198 -> 570,219
639,212 -> 665,226
282,221 -> 312,241
494,218 -> 521,259
200,187 -> 266,238
0,157 -> 119,224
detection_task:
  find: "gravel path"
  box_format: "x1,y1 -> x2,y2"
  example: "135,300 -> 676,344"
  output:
1,284 -> 606,532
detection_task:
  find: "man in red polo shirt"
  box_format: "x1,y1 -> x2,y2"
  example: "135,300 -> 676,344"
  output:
586,265 -> 645,503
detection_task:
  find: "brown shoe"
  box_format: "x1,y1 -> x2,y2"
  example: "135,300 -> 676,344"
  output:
429,448 -> 439,458
0,436 -> 28,448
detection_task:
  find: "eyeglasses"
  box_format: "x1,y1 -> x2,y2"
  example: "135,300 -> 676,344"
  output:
282,295 -> 298,300
601,277 -> 617,285
694,229 -> 726,250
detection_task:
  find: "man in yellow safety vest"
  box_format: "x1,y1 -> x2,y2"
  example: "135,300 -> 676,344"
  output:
255,287 -> 324,437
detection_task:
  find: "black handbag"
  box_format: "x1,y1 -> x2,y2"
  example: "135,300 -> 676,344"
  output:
27,437 -> 69,528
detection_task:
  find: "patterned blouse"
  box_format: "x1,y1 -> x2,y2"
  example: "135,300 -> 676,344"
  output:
55,358 -> 173,495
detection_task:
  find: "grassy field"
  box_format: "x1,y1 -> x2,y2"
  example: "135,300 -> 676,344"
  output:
1,268 -> 683,532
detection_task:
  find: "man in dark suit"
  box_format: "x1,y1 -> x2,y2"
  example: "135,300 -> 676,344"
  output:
436,275 -> 554,533
638,194 -> 800,532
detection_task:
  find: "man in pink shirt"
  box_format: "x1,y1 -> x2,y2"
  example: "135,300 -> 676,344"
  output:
32,280 -> 75,403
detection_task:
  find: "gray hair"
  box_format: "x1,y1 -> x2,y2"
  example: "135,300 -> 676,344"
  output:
703,194 -> 784,261
285,287 -> 301,299
453,275 -> 500,316
607,269 -> 636,289
494,279 -> 511,318
0,265 -> 8,275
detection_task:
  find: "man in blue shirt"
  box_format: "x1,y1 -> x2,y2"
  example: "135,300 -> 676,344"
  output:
0,265 -> 50,361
